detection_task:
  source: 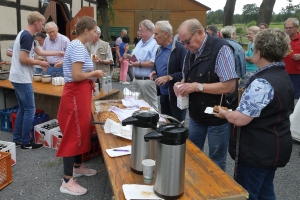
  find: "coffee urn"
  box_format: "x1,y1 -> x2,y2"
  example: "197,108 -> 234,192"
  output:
144,124 -> 189,199
122,110 -> 159,174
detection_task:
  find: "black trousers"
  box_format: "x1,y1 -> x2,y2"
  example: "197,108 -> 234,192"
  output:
63,154 -> 82,176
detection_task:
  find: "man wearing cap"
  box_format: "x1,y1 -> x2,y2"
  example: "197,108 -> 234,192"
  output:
85,26 -> 113,75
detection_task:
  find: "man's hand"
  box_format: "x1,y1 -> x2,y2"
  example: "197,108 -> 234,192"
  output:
54,60 -> 63,68
39,61 -> 50,68
176,82 -> 198,96
149,71 -> 156,80
155,75 -> 169,86
292,53 -> 300,60
57,51 -> 65,57
129,61 -> 139,67
173,80 -> 185,97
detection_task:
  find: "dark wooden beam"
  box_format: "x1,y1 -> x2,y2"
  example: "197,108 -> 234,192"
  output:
0,34 -> 18,41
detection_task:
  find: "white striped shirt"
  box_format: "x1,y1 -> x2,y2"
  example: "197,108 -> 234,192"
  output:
63,40 -> 93,82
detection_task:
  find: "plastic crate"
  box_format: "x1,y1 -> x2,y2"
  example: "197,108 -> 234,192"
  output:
0,151 -> 12,190
0,141 -> 16,166
34,119 -> 59,148
0,106 -> 18,132
51,127 -> 62,149
82,126 -> 102,162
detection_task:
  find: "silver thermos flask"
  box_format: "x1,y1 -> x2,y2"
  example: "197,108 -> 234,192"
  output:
122,110 -> 159,174
144,124 -> 189,199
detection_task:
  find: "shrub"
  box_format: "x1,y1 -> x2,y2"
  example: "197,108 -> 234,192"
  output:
247,20 -> 256,28
236,27 -> 243,34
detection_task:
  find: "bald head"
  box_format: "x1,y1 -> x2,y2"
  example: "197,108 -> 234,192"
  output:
178,18 -> 205,34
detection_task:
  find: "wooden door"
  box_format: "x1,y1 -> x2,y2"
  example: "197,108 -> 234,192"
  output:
68,7 -> 94,41
152,10 -> 170,24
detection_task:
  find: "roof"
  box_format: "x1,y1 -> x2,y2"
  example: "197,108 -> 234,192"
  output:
194,0 -> 211,10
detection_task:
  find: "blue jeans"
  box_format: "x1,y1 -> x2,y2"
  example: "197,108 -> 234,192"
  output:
236,164 -> 277,200
289,74 -> 300,99
188,117 -> 230,170
46,65 -> 63,76
11,82 -> 35,145
34,67 -> 43,74
160,94 -> 187,122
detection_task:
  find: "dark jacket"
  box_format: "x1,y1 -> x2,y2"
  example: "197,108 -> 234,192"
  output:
153,39 -> 187,102
184,34 -> 232,126
229,63 -> 294,168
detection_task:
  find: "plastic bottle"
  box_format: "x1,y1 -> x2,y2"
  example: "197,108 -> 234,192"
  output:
102,77 -> 108,94
94,83 -> 100,95
107,76 -> 112,92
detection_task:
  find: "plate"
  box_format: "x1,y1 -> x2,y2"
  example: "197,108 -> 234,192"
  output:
204,107 -> 232,114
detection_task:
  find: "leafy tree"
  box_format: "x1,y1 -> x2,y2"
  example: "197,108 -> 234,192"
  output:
242,4 -> 260,24
207,10 -> 224,25
98,0 -> 116,41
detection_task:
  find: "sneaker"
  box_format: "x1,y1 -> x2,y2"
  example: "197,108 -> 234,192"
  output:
119,81 -> 123,83
14,141 -> 22,147
21,141 -> 43,150
60,177 -> 87,196
73,163 -> 97,178
122,82 -> 130,84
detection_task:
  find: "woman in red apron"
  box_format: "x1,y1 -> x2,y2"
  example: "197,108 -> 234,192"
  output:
56,16 -> 105,196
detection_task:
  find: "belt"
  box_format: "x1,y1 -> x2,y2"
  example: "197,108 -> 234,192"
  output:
135,76 -> 150,80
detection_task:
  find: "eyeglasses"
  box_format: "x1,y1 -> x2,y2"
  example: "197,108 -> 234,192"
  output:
180,31 -> 197,45
284,26 -> 295,30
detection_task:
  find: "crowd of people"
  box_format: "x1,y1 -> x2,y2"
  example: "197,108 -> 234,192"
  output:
5,10 -> 299,199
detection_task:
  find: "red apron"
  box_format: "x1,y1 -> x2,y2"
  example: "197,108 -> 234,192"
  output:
56,80 -> 93,157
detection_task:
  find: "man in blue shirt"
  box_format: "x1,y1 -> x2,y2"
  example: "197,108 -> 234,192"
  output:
150,20 -> 187,121
130,19 -> 159,110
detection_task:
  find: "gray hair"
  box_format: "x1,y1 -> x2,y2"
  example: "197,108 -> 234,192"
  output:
284,18 -> 299,27
121,29 -> 127,34
44,21 -> 58,31
155,20 -> 173,36
139,19 -> 155,32
178,18 -> 205,34
207,25 -> 218,36
220,26 -> 236,39
253,28 -> 291,62
247,26 -> 260,34
96,26 -> 101,34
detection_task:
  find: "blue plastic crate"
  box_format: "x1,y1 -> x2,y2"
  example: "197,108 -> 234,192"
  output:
0,106 -> 19,132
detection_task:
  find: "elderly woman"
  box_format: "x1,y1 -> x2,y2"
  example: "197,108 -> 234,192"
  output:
216,28 -> 294,200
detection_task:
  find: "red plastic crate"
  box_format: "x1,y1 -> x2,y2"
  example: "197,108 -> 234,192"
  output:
11,109 -> 44,133
82,126 -> 102,162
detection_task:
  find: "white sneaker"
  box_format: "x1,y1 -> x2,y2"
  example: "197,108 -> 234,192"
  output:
122,82 -> 130,84
60,177 -> 87,196
119,81 -> 123,83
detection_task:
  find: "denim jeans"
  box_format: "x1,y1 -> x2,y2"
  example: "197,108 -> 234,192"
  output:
34,67 -> 43,74
11,82 -> 35,145
188,117 -> 230,170
160,94 -> 186,122
236,164 -> 277,200
47,65 -> 63,76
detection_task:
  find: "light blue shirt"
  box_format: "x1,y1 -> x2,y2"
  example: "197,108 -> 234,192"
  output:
132,35 -> 158,77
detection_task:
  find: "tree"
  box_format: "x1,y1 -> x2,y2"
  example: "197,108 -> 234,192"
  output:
223,0 -> 236,26
207,10 -> 224,25
242,4 -> 260,24
257,0 -> 276,26
98,0 -> 116,41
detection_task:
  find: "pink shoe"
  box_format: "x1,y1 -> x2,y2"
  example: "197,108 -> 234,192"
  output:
60,177 -> 87,196
73,163 -> 97,178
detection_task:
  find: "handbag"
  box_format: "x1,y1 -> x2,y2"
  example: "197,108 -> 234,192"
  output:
111,67 -> 120,81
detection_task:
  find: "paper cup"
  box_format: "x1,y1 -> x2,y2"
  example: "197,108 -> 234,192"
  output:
142,159 -> 155,184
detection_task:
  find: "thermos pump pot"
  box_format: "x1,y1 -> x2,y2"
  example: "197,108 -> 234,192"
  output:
122,110 -> 159,174
144,123 -> 189,199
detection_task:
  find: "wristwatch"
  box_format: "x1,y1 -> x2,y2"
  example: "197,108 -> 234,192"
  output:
139,62 -> 142,68
198,83 -> 204,92
168,75 -> 173,81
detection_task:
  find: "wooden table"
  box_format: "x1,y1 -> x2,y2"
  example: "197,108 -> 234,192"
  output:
0,80 -> 119,119
92,104 -> 249,200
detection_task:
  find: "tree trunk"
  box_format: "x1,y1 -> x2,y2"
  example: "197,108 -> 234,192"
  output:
223,0 -> 237,26
99,6 -> 111,41
257,0 -> 276,25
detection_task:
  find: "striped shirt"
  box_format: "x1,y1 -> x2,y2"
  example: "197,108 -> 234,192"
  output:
183,34 -> 237,82
63,39 -> 93,82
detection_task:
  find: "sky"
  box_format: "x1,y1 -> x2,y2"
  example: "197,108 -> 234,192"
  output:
196,0 -> 300,14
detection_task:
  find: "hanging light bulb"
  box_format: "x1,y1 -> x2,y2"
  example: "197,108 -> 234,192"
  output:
40,0 -> 50,6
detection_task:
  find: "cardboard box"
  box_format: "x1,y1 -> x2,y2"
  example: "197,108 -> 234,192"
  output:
34,119 -> 59,148
0,141 -> 16,166
177,95 -> 189,110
